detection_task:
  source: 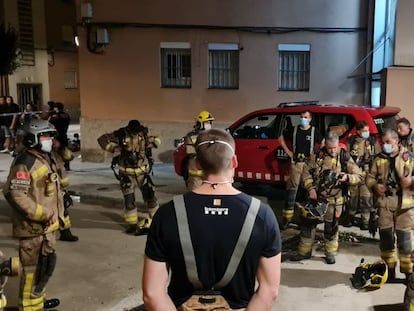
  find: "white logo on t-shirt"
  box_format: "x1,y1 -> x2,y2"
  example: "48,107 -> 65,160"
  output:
204,207 -> 229,215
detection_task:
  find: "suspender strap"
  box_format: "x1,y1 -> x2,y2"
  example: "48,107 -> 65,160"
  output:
293,126 -> 315,156
173,195 -> 203,289
293,126 -> 297,154
214,197 -> 260,289
310,126 -> 315,155
173,195 -> 261,290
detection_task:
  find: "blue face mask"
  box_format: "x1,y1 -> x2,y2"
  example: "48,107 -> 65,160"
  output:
383,143 -> 393,154
361,132 -> 370,139
300,118 -> 309,127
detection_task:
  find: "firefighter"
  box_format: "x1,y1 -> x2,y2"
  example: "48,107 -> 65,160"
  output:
404,250 -> 414,310
344,120 -> 381,229
3,119 -> 62,310
279,110 -> 323,228
290,132 -> 363,264
397,117 -> 414,152
53,141 -> 79,242
183,110 -> 214,191
97,120 -> 161,236
366,128 -> 414,282
0,250 -> 20,311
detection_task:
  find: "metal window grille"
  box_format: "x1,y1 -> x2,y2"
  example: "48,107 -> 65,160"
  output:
208,50 -> 239,89
64,70 -> 78,89
161,48 -> 191,88
278,51 -> 310,91
18,0 -> 35,66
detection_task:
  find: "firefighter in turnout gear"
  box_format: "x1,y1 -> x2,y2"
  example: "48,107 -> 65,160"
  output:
183,110 -> 214,191
397,117 -> 414,152
0,250 -> 20,311
279,110 -> 323,228
290,132 -> 363,264
366,129 -> 414,283
53,143 -> 79,242
344,120 -> 381,230
3,119 -> 62,311
98,120 -> 161,236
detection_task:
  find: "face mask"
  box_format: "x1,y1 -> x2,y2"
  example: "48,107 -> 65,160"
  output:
203,123 -> 212,130
361,132 -> 370,139
300,118 -> 309,127
40,139 -> 53,153
383,143 -> 393,154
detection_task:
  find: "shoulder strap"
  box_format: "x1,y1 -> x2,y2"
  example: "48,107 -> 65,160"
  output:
310,126 -> 315,155
173,195 -> 203,289
293,126 -> 298,153
173,195 -> 261,290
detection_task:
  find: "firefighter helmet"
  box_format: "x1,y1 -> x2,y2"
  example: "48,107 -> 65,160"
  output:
195,111 -> 215,123
18,119 -> 57,148
296,200 -> 328,223
351,259 -> 388,289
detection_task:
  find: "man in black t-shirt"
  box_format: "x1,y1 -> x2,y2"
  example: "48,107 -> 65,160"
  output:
279,110 -> 323,228
143,129 -> 281,310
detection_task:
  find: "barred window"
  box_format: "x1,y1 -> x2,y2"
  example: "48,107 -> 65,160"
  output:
278,44 -> 310,91
18,0 -> 35,66
208,43 -> 239,89
160,43 -> 191,88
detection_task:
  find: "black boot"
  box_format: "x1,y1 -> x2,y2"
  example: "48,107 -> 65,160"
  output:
134,227 -> 149,236
59,229 -> 79,242
324,255 -> 336,265
290,253 -> 311,262
44,298 -> 60,309
125,224 -> 138,234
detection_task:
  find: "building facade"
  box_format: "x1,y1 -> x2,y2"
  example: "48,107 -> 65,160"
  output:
76,0 -> 372,162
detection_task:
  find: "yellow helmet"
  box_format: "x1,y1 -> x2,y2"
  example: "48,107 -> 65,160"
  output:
195,111 -> 215,123
351,259 -> 388,289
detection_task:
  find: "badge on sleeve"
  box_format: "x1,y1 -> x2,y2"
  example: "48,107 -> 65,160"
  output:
403,152 -> 409,162
16,171 -> 30,180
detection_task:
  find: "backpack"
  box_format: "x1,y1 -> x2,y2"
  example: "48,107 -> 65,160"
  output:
173,195 -> 260,311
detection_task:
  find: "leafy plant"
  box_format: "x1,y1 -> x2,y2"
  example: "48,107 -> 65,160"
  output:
0,22 -> 19,76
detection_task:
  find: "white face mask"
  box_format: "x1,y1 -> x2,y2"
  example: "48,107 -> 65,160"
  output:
203,123 -> 212,130
361,132 -> 370,139
40,139 -> 53,153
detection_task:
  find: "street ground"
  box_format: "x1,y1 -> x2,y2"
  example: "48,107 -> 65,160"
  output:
0,152 -> 410,310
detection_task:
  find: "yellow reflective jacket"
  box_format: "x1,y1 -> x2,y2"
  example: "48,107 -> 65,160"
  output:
3,149 -> 64,238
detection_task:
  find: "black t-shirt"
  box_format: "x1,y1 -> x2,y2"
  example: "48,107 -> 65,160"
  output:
283,126 -> 322,157
3,103 -> 20,126
145,192 -> 281,309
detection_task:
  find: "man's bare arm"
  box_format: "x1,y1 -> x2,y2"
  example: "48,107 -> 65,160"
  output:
246,254 -> 281,311
142,256 -> 176,311
279,134 -> 293,158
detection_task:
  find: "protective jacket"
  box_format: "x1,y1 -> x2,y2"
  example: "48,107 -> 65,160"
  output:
366,148 -> 414,210
399,129 -> 414,153
3,149 -> 64,238
303,148 -> 363,201
98,127 -> 160,176
184,130 -> 203,178
347,135 -> 380,172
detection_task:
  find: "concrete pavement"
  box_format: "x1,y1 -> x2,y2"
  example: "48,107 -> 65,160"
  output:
0,151 -> 410,310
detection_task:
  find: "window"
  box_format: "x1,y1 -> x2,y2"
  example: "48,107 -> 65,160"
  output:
64,71 -> 78,89
208,43 -> 239,89
278,44 -> 310,91
18,0 -> 35,66
232,114 -> 278,139
160,42 -> 191,88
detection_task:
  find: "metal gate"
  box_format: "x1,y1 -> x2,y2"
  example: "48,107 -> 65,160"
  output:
17,83 -> 42,111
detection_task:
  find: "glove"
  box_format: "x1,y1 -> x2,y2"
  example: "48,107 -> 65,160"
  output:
368,210 -> 378,237
63,192 -> 73,209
